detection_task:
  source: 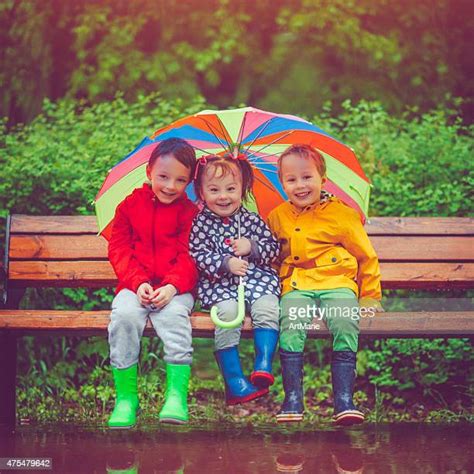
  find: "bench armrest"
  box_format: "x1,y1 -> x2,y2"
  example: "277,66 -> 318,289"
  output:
0,263 -> 6,305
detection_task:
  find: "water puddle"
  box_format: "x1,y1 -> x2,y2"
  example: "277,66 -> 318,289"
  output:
1,423 -> 472,472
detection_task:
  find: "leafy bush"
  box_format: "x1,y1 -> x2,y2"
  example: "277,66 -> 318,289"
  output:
360,339 -> 473,411
311,99 -> 473,217
0,93 -> 206,223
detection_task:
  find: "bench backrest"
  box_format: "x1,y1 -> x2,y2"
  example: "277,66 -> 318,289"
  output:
3,215 -> 474,290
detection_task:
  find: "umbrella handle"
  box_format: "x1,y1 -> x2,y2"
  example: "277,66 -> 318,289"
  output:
210,283 -> 246,329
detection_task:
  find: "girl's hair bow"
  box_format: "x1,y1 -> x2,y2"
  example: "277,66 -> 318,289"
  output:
194,155 -> 209,179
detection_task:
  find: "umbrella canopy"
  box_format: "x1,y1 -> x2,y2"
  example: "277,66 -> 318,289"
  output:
95,107 -> 371,239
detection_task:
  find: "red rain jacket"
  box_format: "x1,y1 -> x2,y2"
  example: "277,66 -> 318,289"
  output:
108,183 -> 198,295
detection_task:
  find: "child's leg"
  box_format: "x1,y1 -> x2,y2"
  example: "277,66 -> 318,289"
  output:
108,289 -> 149,368
214,299 -> 242,350
148,293 -> 194,424
277,291 -> 314,422
249,294 -> 279,388
319,288 -> 359,353
213,299 -> 269,405
279,291 -> 315,353
319,288 -> 364,426
107,289 -> 148,428
149,293 -> 194,365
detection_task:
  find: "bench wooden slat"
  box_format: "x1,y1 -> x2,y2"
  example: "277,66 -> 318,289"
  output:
0,310 -> 472,337
8,261 -> 474,289
365,217 -> 474,235
372,236 -> 473,261
10,215 -> 99,234
10,215 -> 474,236
8,260 -> 115,287
9,235 -> 108,260
9,234 -> 473,262
380,262 -> 474,288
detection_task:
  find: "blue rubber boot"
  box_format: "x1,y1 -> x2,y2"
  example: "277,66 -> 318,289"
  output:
276,350 -> 304,422
215,346 -> 269,405
250,328 -> 279,388
331,351 -> 364,426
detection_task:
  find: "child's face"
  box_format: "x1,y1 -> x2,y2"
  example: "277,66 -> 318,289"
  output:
201,165 -> 243,217
146,154 -> 191,204
280,153 -> 326,211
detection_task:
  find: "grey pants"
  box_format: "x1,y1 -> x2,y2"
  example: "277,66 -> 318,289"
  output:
108,289 -> 194,368
214,294 -> 280,350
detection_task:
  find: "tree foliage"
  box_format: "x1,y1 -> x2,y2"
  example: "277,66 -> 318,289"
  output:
2,0 -> 473,124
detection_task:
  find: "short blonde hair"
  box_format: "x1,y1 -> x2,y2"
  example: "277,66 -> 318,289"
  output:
278,144 -> 326,179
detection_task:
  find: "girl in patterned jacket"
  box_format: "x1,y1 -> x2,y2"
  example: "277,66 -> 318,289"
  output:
190,153 -> 281,405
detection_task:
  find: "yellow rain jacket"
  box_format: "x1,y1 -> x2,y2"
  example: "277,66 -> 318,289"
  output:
267,196 -> 381,302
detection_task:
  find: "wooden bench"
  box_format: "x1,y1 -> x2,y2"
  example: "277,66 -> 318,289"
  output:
1,214 -> 473,428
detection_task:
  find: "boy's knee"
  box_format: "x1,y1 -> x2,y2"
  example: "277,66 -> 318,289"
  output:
168,293 -> 194,311
109,313 -> 142,335
328,315 -> 359,336
163,303 -> 191,319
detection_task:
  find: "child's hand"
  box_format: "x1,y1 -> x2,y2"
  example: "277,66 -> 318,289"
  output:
359,297 -> 385,313
150,284 -> 177,309
228,257 -> 249,276
137,282 -> 153,306
230,237 -> 252,256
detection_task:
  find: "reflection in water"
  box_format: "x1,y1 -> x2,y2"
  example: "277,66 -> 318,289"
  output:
275,453 -> 305,472
106,449 -> 139,474
329,432 -> 364,474
0,424 -> 473,473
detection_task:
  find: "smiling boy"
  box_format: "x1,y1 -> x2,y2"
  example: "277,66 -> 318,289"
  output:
268,144 -> 383,425
107,137 -> 198,428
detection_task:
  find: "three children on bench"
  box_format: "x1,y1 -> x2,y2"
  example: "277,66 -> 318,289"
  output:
106,137 -> 383,429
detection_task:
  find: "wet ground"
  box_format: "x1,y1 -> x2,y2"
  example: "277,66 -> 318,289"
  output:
1,423 -> 473,473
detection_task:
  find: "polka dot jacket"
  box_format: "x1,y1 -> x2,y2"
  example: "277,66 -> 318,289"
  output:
189,206 -> 281,309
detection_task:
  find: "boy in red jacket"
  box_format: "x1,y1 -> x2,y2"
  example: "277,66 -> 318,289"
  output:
107,138 -> 198,428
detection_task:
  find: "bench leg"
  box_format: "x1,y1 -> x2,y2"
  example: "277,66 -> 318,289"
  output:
0,332 -> 17,430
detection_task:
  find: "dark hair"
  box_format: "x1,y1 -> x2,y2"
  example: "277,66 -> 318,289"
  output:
194,153 -> 254,201
278,144 -> 326,179
148,138 -> 196,178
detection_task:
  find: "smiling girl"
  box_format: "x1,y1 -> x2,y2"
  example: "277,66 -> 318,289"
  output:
190,153 -> 280,405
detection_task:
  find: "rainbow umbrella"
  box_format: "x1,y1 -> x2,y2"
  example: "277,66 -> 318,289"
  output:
95,107 -> 371,239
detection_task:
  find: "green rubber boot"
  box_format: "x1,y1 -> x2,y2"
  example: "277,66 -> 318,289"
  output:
108,364 -> 139,429
158,364 -> 191,424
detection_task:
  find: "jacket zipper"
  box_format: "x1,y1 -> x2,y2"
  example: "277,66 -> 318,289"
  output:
151,197 -> 157,284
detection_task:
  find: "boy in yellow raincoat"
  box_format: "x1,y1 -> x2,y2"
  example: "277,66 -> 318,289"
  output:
268,144 -> 383,426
